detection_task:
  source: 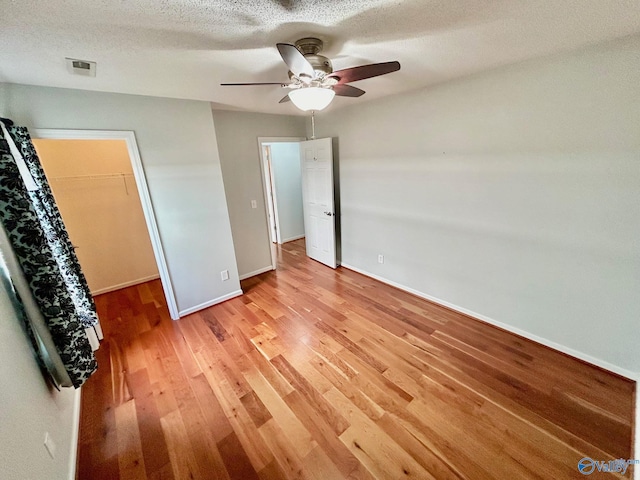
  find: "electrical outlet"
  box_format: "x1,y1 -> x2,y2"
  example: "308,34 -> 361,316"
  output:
44,432 -> 56,459
378,254 -> 384,264
251,200 -> 257,209
221,270 -> 229,281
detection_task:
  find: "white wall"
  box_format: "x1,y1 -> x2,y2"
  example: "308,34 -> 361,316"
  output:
314,35 -> 640,377
269,142 -> 305,243
1,84 -> 241,314
212,110 -> 306,277
0,253 -> 79,480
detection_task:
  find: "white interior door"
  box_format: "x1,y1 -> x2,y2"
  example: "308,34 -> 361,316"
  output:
300,137 -> 337,268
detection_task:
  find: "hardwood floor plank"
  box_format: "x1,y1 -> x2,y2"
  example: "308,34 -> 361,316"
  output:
159,410 -> 204,480
315,321 -> 388,374
327,387 -> 435,480
126,369 -> 171,478
237,353 -> 317,458
375,413 -> 467,480
258,419 -> 306,480
79,239 -> 635,480
308,353 -> 385,422
241,390 -> 273,428
147,463 -> 174,480
245,348 -> 295,398
189,373 -> 234,443
271,354 -> 350,436
115,400 -> 147,480
183,427 -> 231,480
283,390 -> 361,477
217,431 -> 260,480
301,445 -> 345,480
195,349 -> 275,471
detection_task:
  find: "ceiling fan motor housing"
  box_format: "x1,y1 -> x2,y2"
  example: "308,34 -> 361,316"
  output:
295,37 -> 333,75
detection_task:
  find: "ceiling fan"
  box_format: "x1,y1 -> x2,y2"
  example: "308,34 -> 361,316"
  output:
221,37 -> 400,111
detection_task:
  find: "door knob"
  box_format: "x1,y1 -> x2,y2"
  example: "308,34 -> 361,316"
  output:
324,211 -> 333,216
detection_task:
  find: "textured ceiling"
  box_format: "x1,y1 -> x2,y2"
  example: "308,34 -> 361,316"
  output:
1,0 -> 640,115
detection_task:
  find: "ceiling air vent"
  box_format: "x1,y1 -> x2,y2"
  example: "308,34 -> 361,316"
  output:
65,58 -> 96,77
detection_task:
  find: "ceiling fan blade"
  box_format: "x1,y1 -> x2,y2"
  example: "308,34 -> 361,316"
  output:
276,43 -> 314,78
333,84 -> 365,97
328,61 -> 400,84
220,82 -> 287,86
279,94 -> 291,103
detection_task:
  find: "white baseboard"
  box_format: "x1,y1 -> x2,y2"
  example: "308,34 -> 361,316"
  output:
279,234 -> 305,244
341,263 -> 639,382
178,289 -> 243,317
91,274 -> 160,296
239,266 -> 275,280
68,387 -> 82,480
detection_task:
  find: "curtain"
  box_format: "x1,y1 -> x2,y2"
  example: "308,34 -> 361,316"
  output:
0,120 -> 98,388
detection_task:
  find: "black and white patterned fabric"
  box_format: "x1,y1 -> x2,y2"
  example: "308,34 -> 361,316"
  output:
0,124 -> 97,388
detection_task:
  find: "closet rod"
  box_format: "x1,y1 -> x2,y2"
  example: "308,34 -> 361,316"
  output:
50,173 -> 134,181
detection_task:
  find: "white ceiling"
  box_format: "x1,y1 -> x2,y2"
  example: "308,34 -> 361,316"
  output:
2,0 -> 640,115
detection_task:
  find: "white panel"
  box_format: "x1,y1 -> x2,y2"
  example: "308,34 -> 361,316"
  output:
304,146 -> 315,162
306,167 -> 316,205
319,167 -> 330,207
316,145 -> 327,162
310,215 -> 319,249
320,217 -> 330,253
315,168 -> 323,206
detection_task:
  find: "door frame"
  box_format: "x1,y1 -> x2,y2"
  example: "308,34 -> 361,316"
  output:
32,129 -> 179,320
262,145 -> 280,244
257,136 -> 305,270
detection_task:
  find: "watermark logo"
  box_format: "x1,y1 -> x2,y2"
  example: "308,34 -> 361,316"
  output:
578,458 -> 596,475
577,457 -> 639,475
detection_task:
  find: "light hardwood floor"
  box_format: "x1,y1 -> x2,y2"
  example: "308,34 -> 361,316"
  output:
78,239 -> 635,479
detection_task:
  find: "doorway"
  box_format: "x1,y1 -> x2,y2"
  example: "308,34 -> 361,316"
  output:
258,137 -> 305,270
32,129 -> 179,319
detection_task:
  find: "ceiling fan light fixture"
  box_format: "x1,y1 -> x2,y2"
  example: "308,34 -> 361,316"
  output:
289,87 -> 335,111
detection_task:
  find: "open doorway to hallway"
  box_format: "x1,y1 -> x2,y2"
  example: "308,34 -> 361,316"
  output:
258,139 -> 305,271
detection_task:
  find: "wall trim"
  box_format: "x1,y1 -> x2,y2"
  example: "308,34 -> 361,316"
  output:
341,262 -> 639,382
239,266 -> 275,280
280,234 -> 305,244
91,275 -> 160,296
31,129 -> 180,320
178,289 -> 243,317
68,387 -> 82,480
